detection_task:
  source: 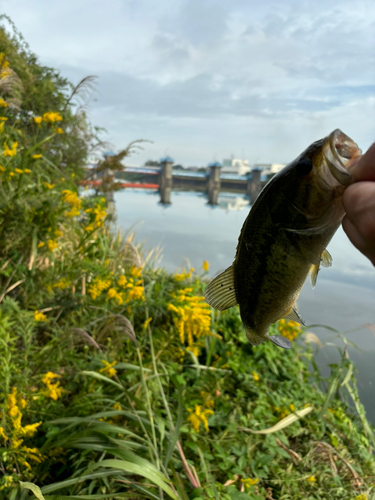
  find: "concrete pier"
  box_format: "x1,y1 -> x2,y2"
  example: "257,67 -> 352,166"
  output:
159,156 -> 174,204
207,162 -> 222,205
247,167 -> 262,203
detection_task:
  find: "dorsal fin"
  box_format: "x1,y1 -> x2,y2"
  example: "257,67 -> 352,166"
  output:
283,306 -> 306,326
204,265 -> 237,311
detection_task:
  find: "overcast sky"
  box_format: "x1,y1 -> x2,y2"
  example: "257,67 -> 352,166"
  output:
1,0 -> 374,166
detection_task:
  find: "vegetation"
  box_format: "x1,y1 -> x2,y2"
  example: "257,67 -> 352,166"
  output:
0,16 -> 375,500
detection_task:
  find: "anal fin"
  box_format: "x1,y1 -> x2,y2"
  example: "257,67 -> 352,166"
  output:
283,305 -> 306,326
205,265 -> 237,311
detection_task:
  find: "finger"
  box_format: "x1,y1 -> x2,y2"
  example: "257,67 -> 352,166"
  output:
349,142 -> 375,182
342,215 -> 375,266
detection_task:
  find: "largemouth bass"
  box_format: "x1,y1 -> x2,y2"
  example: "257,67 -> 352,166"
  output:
205,129 -> 361,349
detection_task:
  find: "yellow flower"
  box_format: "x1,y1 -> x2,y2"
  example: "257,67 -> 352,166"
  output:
0,98 -> 8,107
15,168 -> 23,174
241,478 -> 259,488
56,127 -> 63,134
37,241 -> 45,248
143,317 -> 152,329
355,495 -> 367,500
24,168 -> 31,173
32,154 -> 42,159
99,360 -> 117,378
130,265 -> 142,278
0,122 -> 4,132
107,288 -> 123,305
306,476 -> 316,483
202,260 -> 209,272
53,277 -> 70,290
42,372 -> 64,400
34,310 -> 47,322
117,275 -> 127,287
44,182 -> 55,189
0,117 -> 8,121
252,371 -> 259,382
47,239 -> 58,252
187,405 -> 214,432
54,229 -> 63,238
0,426 -> 8,441
33,116 -> 42,124
0,164 -> 5,172
174,267 -> 194,281
289,404 -> 295,412
113,402 -> 122,411
3,141 -> 17,157
42,112 -> 63,123
9,171 -> 14,177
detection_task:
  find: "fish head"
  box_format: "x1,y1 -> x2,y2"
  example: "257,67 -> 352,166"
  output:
278,129 -> 361,222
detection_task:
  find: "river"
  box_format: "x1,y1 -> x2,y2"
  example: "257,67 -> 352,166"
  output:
115,188 -> 375,423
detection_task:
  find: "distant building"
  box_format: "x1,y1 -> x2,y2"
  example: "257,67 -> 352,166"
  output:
222,158 -> 250,176
254,163 -> 285,176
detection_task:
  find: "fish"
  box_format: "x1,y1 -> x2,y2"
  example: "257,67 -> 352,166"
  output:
205,129 -> 361,349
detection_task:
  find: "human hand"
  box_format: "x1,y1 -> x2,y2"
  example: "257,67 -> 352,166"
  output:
342,142 -> 375,266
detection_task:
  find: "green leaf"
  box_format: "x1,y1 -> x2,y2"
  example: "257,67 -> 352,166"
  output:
19,482 -> 46,500
91,459 -> 180,500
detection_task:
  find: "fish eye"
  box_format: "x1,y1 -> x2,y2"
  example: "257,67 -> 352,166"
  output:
296,158 -> 313,176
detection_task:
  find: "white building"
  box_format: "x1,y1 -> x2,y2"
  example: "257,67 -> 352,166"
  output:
254,163 -> 285,176
221,158 -> 251,176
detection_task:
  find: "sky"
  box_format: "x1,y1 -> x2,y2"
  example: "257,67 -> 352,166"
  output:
1,0 -> 375,166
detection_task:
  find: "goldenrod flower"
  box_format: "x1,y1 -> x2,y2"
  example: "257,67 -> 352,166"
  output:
187,405 -> 214,432
37,241 -> 45,248
99,360 -> 117,378
32,154 -> 42,159
15,168 -> 23,174
42,372 -> 64,400
143,317 -> 152,329
24,168 -> 31,173
47,239 -> 58,252
56,127 -> 63,134
33,116 -> 42,124
118,275 -> 127,287
42,111 -> 62,123
34,310 -> 47,322
306,476 -> 316,483
0,426 -> 8,441
3,141 -> 17,157
174,267 -> 194,281
202,260 -> 209,272
0,116 -> 8,121
252,371 -> 260,382
241,478 -> 258,487
0,98 -> 8,107
107,287 -> 123,305
44,182 -> 55,189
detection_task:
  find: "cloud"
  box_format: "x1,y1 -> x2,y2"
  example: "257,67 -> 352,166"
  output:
1,0 -> 374,164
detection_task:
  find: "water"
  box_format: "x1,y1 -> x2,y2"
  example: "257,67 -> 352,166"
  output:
115,188 -> 375,422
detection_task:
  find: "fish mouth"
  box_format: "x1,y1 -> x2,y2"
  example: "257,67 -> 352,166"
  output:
322,129 -> 362,187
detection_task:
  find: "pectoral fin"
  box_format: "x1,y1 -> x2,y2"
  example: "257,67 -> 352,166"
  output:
205,265 -> 237,311
320,249 -> 332,268
310,249 -> 333,288
266,335 -> 293,349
